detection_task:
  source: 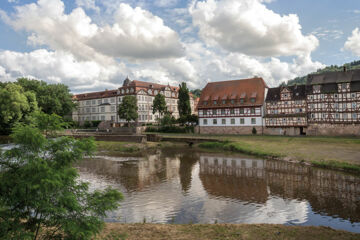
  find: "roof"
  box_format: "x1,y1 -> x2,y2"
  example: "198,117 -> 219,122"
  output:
198,78 -> 268,109
266,85 -> 306,102
307,69 -> 360,85
73,78 -> 179,101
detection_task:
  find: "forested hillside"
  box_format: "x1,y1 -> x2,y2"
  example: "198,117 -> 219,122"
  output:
285,60 -> 360,86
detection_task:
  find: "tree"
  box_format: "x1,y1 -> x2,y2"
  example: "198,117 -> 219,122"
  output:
178,82 -> 191,120
0,83 -> 38,134
152,93 -> 167,120
17,78 -> 75,117
0,125 -> 122,240
118,95 -> 138,126
33,111 -> 66,137
190,89 -> 202,98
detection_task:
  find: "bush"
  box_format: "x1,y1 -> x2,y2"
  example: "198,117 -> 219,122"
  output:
91,120 -> 101,128
145,125 -> 194,133
84,120 -> 92,128
252,127 -> 257,135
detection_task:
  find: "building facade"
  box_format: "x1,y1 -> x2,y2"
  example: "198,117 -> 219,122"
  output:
306,69 -> 360,136
197,78 -> 268,134
72,78 -> 196,124
264,85 -> 307,135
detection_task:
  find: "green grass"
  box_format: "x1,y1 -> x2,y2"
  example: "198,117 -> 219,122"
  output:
311,160 -> 360,173
95,141 -> 142,153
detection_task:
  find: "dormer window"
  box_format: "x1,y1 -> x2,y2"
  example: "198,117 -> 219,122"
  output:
231,99 -> 235,104
203,101 -> 208,106
222,100 -> 226,104
213,100 -> 217,105
240,99 -> 244,103
250,98 -> 255,103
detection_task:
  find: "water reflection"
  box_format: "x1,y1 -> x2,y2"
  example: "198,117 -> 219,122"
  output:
76,149 -> 360,232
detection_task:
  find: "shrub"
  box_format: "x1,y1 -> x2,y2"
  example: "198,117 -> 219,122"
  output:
252,127 -> 257,135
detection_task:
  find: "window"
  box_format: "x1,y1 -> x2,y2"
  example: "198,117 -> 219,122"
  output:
212,109 -> 217,115
250,98 -> 255,103
111,106 -> 116,112
101,115 -> 105,121
213,119 -> 217,125
230,109 -> 235,114
335,113 -> 339,119
240,99 -> 244,103
204,110 -> 208,116
250,108 -> 255,114
351,93 -> 356,98
203,119 -> 208,125
322,113 -> 326,119
221,109 -> 225,115
353,113 -> 357,119
92,100 -> 96,104
213,100 -> 217,105
104,98 -> 109,103
86,108 -> 90,113
231,119 -> 235,124
282,118 -> 286,123
343,113 -> 347,119
111,116 -> 115,121
101,106 -> 105,113
86,101 -> 90,106
92,107 -> 96,113
222,119 -> 226,124
222,100 -> 226,104
251,118 -> 256,124
240,108 -> 244,114
311,113 -> 315,119
110,98 -> 115,103
240,118 -> 245,124
231,99 -> 235,104
352,102 -> 357,108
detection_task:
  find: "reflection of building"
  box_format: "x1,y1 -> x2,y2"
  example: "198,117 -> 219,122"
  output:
197,78 -> 268,134
72,77 -> 197,123
77,154 -> 180,191
199,154 -> 360,222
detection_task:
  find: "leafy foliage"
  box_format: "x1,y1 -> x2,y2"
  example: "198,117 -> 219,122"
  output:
0,125 -> 123,240
285,60 -> 360,86
152,93 -> 167,117
190,89 -> 202,98
178,82 -> 191,119
16,78 -> 75,116
32,111 -> 66,137
0,83 -> 38,134
160,113 -> 176,126
118,95 -> 138,126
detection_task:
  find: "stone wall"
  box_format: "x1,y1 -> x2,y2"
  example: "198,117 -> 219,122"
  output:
264,127 -> 305,136
307,124 -> 360,136
199,126 -> 263,135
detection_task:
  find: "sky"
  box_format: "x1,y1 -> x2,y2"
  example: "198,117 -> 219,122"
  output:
0,0 -> 359,93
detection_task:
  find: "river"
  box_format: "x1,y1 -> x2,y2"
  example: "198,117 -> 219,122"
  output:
76,147 -> 360,233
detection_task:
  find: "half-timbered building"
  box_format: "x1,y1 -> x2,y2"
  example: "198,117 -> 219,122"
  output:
306,69 -> 360,135
197,78 -> 268,134
264,85 -> 307,135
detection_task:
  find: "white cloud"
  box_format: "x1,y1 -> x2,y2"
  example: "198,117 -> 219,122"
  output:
0,49 -> 127,92
154,0 -> 179,8
190,0 -> 319,57
2,0 -> 184,62
344,28 -> 360,56
75,0 -> 100,12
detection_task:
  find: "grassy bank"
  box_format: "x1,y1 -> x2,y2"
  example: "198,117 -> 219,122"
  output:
191,135 -> 360,174
98,223 -> 360,240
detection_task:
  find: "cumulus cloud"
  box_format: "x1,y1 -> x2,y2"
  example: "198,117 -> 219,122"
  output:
344,28 -> 360,56
190,0 -> 319,57
1,0 -> 184,62
75,0 -> 100,12
0,49 -> 128,92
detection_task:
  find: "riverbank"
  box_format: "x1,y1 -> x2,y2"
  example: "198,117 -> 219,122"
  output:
98,223 -> 360,240
95,134 -> 360,173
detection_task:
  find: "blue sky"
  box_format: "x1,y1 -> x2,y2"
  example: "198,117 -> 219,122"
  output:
0,0 -> 359,93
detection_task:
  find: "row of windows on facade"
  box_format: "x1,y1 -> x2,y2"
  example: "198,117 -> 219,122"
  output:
119,87 -> 176,97
203,98 -> 256,106
80,103 -> 178,114
269,108 -> 304,114
202,158 -> 260,168
310,113 -> 359,119
268,118 -> 304,123
80,114 -> 155,122
82,95 -> 178,106
201,108 -> 257,115
308,92 -> 358,100
309,102 -> 358,110
268,100 -> 304,106
203,118 -> 257,125
312,83 -> 350,93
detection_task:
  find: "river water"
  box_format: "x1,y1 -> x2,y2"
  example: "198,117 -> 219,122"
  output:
76,148 -> 360,233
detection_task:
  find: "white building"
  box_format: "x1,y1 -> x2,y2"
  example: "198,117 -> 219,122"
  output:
72,77 -> 196,124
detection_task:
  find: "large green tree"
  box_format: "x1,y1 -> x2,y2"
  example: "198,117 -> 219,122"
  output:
152,93 -> 167,119
17,78 -> 75,117
0,83 -> 38,134
0,124 -> 122,240
178,82 -> 191,119
118,95 -> 138,126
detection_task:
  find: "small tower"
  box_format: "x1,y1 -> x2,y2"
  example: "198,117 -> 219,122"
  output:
123,76 -> 131,86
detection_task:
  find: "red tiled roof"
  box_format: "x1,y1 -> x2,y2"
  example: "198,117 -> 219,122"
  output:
73,89 -> 118,101
198,78 -> 268,108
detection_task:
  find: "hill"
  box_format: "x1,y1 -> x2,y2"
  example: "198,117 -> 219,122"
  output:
284,60 -> 360,86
